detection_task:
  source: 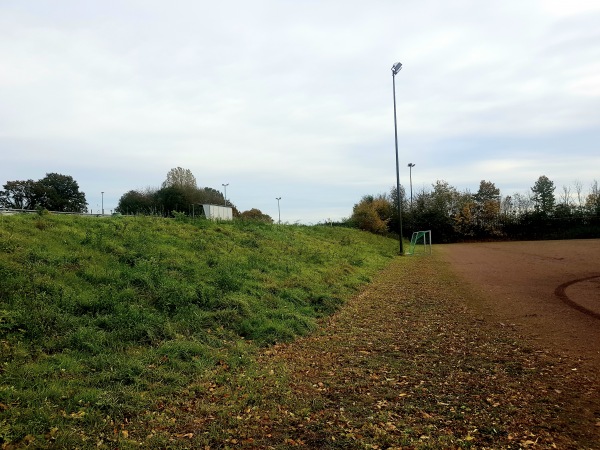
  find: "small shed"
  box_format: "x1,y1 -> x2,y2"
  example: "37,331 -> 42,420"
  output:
199,204 -> 233,221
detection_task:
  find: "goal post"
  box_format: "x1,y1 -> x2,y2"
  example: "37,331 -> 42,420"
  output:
406,230 -> 432,255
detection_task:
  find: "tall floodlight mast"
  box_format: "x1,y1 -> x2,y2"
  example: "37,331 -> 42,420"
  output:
392,62 -> 404,255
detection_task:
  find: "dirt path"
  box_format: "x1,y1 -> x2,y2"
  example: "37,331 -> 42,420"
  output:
438,239 -> 600,370
160,254 -> 600,449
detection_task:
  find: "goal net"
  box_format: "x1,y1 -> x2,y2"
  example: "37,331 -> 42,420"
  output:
406,230 -> 432,255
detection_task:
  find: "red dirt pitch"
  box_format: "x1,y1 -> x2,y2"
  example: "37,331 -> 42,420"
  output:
439,239 -> 600,371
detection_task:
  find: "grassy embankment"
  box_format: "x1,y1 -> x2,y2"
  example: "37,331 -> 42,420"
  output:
0,213 -> 397,447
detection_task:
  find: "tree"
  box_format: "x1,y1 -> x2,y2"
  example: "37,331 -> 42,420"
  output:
116,190 -> 157,215
500,195 -> 514,216
155,185 -> 188,216
162,167 -> 197,190
197,187 -> 225,205
161,167 -> 199,211
0,179 -> 43,209
158,168 -> 241,215
574,179 -> 584,208
473,180 -> 501,235
1,174 -> 86,212
350,195 -> 392,234
431,180 -> 463,217
239,208 -> 273,223
585,180 -> 600,215
554,202 -> 572,218
452,200 -> 477,237
512,192 -> 534,215
531,175 -> 555,215
452,182 -> 502,239
474,180 -> 500,205
559,185 -> 572,208
388,185 -> 407,235
37,173 -> 88,212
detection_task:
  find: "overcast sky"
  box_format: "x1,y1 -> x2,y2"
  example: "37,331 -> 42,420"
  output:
1,1 -> 599,223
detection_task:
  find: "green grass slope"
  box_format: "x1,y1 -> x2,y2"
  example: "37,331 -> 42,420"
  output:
0,213 -> 396,447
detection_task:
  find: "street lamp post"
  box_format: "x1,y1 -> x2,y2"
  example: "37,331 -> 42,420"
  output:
407,163 -> 415,207
101,191 -> 104,216
276,197 -> 281,225
392,62 -> 404,255
222,183 -> 229,207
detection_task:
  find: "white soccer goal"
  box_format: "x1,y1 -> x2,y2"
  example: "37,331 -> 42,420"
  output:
406,230 -> 432,255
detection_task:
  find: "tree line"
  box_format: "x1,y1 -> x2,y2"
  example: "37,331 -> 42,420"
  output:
348,176 -> 600,242
115,167 -> 236,216
1,167 -> 273,221
115,167 -> 273,221
4,169 -> 597,238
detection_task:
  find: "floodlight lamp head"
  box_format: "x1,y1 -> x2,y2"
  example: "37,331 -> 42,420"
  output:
392,62 -> 402,74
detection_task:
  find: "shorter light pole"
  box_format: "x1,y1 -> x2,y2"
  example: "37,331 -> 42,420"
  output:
407,163 -> 415,207
101,192 -> 104,215
222,183 -> 229,206
276,197 -> 281,224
